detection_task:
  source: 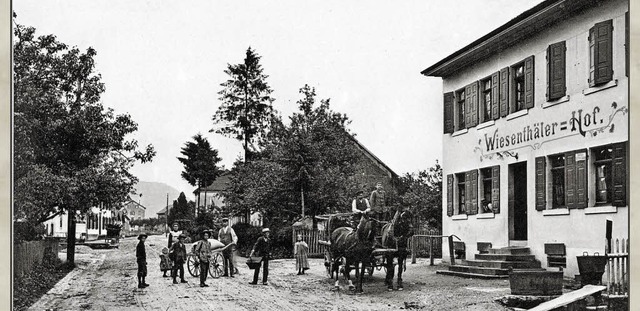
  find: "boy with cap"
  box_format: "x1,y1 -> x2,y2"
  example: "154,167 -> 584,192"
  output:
136,233 -> 149,288
249,228 -> 272,285
169,234 -> 188,284
195,230 -> 212,287
218,218 -> 237,277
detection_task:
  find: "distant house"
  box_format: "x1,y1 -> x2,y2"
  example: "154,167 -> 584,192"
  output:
43,205 -> 128,240
193,173 -> 231,211
349,135 -> 398,195
156,205 -> 169,220
123,200 -> 146,220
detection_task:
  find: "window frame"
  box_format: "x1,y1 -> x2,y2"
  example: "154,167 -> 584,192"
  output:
455,88 -> 466,131
480,76 -> 493,123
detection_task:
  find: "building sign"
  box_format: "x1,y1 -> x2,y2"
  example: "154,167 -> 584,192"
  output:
475,102 -> 627,159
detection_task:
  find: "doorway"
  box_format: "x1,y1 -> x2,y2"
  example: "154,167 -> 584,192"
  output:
509,162 -> 527,242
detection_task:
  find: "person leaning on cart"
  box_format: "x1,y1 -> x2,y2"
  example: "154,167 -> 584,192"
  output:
248,228 -> 272,285
218,218 -> 237,277
195,230 -> 212,287
169,234 -> 188,284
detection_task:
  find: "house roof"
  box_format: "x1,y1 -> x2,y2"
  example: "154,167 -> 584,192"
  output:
193,173 -> 232,194
348,134 -> 398,178
124,199 -> 146,210
421,0 -> 601,77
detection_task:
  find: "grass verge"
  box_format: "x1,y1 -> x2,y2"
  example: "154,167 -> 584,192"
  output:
13,252 -> 73,311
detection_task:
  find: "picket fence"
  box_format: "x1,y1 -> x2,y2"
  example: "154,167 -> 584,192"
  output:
14,238 -> 60,278
606,237 -> 629,297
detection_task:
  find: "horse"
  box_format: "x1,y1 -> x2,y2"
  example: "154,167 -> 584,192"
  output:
329,213 -> 378,293
381,207 -> 414,291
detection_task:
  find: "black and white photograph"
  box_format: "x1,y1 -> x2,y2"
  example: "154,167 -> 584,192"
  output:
11,0 -> 631,310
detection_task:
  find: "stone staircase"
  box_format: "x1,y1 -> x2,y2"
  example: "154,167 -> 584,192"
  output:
436,246 -> 543,279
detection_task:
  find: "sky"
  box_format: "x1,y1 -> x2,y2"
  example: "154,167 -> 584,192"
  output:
14,0 -> 543,196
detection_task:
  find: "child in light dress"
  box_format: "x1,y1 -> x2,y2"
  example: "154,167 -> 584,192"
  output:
294,234 -> 309,275
159,247 -> 172,277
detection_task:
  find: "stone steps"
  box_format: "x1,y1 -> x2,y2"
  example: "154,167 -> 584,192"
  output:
441,246 -> 546,279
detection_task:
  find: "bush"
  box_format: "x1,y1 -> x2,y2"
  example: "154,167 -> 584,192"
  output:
232,222 -> 262,256
271,226 -> 293,259
14,221 -> 45,242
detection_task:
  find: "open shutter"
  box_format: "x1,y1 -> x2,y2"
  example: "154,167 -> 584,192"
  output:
575,150 -> 588,208
590,20 -> 613,86
535,157 -> 546,211
443,92 -> 454,134
465,81 -> 478,128
447,174 -> 454,216
626,12 -> 629,77
565,152 -> 577,209
524,55 -> 535,109
612,142 -> 627,206
491,71 -> 500,120
547,41 -> 566,101
499,67 -> 509,117
491,165 -> 500,213
465,170 -> 478,215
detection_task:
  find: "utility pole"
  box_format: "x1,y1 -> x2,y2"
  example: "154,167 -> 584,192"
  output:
166,193 -> 169,236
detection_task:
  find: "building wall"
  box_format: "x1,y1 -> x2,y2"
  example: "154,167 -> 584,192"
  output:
124,202 -> 146,220
196,191 -> 225,209
439,0 -> 628,278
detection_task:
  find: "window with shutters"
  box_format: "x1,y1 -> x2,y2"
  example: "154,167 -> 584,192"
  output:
513,63 -> 526,112
480,77 -> 492,123
455,89 -> 466,130
456,172 -> 466,214
550,154 -> 566,209
547,41 -> 566,101
479,167 -> 495,213
591,142 -> 627,207
509,56 -> 534,114
589,19 -> 613,87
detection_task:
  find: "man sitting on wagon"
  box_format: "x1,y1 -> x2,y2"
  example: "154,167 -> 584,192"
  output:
351,190 -> 371,228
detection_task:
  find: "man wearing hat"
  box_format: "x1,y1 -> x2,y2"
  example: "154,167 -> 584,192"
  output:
249,228 -> 272,285
169,234 -> 188,284
351,189 -> 371,228
136,233 -> 149,289
195,230 -> 212,287
217,218 -> 237,277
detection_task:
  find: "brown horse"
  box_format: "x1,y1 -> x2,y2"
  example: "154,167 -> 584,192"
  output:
329,213 -> 378,293
381,208 -> 414,291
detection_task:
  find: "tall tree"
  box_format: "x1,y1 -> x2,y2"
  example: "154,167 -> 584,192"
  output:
167,192 -> 195,225
177,134 -> 222,211
211,47 -> 275,161
396,161 -> 443,230
13,18 -> 155,264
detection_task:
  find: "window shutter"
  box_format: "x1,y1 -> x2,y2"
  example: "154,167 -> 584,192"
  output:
612,142 -> 627,206
499,67 -> 509,117
565,152 -> 577,209
465,81 -> 479,128
535,157 -> 546,211
524,55 -> 535,109
491,71 -> 500,120
491,165 -> 500,213
547,41 -> 566,101
443,92 -> 454,134
575,150 -> 587,208
590,20 -> 613,86
626,12 -> 629,77
447,174 -> 454,216
465,170 -> 478,215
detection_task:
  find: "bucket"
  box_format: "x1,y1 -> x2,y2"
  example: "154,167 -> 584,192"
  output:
576,252 -> 608,286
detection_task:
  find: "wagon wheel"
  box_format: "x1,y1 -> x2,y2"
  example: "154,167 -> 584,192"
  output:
366,265 -> 374,276
375,255 -> 385,271
324,250 -> 333,278
186,255 -> 200,277
209,253 -> 224,278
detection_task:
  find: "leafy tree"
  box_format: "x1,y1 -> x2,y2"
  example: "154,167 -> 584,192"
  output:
177,134 -> 222,209
13,18 -> 155,264
396,161 -> 443,230
167,192 -> 195,225
211,47 -> 275,161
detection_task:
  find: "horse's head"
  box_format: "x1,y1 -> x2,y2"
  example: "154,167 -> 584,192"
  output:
393,210 -> 414,239
356,213 -> 377,243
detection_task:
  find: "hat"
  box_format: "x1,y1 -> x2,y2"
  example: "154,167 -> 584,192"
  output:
262,228 -> 270,233
221,217 -> 229,222
356,189 -> 364,195
202,230 -> 211,236
178,234 -> 187,239
137,233 -> 148,240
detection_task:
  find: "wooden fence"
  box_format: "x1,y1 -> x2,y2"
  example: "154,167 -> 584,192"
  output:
14,238 -> 60,278
606,237 -> 629,297
292,226 -> 441,258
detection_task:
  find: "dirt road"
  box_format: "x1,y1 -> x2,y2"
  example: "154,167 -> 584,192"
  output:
27,234 -> 512,311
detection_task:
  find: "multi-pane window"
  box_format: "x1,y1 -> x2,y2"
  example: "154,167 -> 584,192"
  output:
456,173 -> 466,214
550,154 -> 566,208
481,78 -> 492,122
456,89 -> 466,130
593,145 -> 613,205
480,167 -> 493,212
513,63 -> 526,112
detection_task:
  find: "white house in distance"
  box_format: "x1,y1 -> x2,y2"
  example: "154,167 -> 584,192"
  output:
43,205 -> 128,240
122,199 -> 146,221
422,0 -> 628,279
194,173 -> 263,226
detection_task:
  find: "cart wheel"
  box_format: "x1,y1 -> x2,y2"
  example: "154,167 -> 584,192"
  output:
324,250 -> 332,278
209,253 -> 224,278
366,266 -> 374,276
187,255 -> 199,277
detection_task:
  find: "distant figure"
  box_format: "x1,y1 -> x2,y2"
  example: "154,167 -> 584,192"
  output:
218,218 -> 238,277
249,228 -> 272,285
195,230 -> 212,287
136,233 -> 149,289
169,234 -> 188,284
294,234 -> 309,275
351,190 -> 370,228
159,247 -> 172,277
167,222 -> 183,248
370,182 -> 387,221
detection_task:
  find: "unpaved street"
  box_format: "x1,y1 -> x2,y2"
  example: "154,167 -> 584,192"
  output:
28,234 -> 512,311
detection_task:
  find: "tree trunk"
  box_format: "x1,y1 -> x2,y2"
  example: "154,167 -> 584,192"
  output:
66,207 -> 76,266
301,187 -> 305,218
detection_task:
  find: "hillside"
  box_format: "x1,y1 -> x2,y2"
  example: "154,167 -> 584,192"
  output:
130,181 -> 183,217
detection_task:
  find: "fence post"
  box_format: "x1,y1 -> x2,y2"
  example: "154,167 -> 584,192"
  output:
448,235 -> 455,266
429,236 -> 434,266
411,236 -> 417,264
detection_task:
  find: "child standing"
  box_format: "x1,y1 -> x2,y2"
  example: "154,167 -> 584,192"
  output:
294,234 -> 309,275
169,234 -> 188,284
159,247 -> 172,277
136,233 -> 149,288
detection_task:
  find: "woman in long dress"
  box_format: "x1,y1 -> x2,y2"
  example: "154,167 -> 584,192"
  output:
294,234 -> 309,275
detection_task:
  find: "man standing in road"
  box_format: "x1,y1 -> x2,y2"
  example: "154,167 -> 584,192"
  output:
218,218 -> 237,277
196,230 -> 212,287
169,234 -> 188,284
167,222 -> 182,249
370,182 -> 387,221
249,228 -> 272,285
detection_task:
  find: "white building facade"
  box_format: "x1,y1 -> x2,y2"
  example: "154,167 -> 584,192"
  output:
422,0 -> 628,278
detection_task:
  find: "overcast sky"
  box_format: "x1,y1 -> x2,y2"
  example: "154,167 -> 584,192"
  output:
14,0 -> 542,196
